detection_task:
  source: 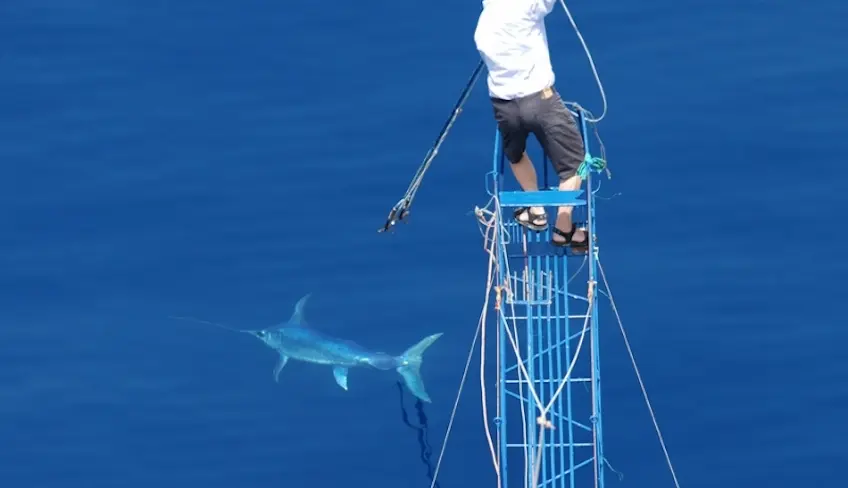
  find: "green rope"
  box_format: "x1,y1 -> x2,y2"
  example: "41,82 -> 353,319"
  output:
577,153 -> 609,179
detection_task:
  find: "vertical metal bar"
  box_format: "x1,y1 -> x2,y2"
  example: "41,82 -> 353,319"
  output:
493,127 -> 510,488
564,255 -> 576,488
526,259 -> 536,483
579,108 -> 605,488
534,253 -> 544,485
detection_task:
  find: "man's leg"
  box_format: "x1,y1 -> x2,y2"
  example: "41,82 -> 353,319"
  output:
510,152 -> 539,193
491,98 -> 547,230
553,173 -> 585,245
529,88 -> 588,248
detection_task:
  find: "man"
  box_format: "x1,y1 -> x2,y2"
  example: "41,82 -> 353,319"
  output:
473,0 -> 587,251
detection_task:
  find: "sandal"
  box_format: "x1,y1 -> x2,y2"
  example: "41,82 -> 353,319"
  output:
552,224 -> 589,252
513,207 -> 548,231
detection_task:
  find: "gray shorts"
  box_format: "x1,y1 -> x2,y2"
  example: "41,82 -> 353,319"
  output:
490,86 -> 585,180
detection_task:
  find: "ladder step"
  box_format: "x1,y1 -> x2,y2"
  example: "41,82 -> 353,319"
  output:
505,378 -> 591,384
505,243 -> 588,258
501,314 -> 589,320
507,443 -> 594,448
499,190 -> 585,207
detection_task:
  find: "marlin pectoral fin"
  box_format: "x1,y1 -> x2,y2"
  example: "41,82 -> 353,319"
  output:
274,355 -> 289,382
332,366 -> 349,390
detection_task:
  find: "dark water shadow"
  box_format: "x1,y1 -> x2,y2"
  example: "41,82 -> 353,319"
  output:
396,381 -> 442,488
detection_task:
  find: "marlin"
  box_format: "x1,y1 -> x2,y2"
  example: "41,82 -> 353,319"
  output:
175,294 -> 443,403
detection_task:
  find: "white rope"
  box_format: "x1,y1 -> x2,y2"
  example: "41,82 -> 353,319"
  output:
597,259 -> 683,488
475,201 -> 534,487
477,204 -> 532,488
479,215 -> 502,475
474,202 -> 506,480
557,0 -> 608,123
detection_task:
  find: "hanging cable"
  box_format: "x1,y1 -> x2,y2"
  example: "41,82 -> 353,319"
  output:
598,259 -> 684,488
557,0 -> 607,123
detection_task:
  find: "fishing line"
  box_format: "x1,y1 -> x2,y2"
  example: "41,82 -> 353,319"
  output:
167,315 -> 253,333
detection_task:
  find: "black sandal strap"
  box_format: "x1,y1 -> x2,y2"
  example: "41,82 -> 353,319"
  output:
515,207 -> 547,226
570,232 -> 589,248
552,225 -> 576,244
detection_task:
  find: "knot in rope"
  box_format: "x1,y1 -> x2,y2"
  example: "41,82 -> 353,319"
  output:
577,154 -> 608,179
536,415 -> 555,430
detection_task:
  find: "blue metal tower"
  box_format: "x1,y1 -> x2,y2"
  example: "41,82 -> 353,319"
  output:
483,105 -> 606,488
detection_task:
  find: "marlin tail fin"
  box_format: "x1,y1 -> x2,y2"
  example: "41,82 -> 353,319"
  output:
396,333 -> 443,403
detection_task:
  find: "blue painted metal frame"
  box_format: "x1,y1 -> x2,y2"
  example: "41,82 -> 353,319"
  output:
485,106 -> 605,488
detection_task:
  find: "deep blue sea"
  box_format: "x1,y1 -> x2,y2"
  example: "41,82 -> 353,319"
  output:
2,0 -> 846,487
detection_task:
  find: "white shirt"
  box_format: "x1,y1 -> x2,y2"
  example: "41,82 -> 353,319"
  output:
473,0 -> 558,100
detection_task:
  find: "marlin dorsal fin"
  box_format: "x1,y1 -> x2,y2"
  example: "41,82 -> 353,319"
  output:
286,293 -> 312,327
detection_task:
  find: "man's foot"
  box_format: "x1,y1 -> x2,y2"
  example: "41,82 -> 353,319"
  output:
552,224 -> 589,252
514,207 -> 548,231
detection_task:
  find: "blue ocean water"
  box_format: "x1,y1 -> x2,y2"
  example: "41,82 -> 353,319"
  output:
1,0 -> 846,487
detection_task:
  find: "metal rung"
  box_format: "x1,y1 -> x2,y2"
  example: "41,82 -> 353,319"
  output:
505,378 -> 591,384
501,316 -> 571,321
509,300 -> 552,306
499,190 -> 586,207
499,314 -> 585,321
507,443 -> 594,448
